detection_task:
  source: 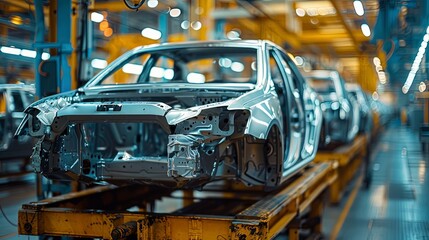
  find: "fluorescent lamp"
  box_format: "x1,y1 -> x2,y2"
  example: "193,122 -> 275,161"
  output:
147,0 -> 158,8
187,73 -> 205,83
150,66 -> 164,78
219,58 -> 232,68
91,59 -> 107,69
231,62 -> 244,72
123,63 -> 143,75
20,49 -> 36,58
296,8 -> 305,17
1,46 -> 21,55
91,12 -> 104,23
181,21 -> 190,30
353,1 -> 364,16
164,69 -> 174,80
141,28 -> 162,40
191,21 -> 202,30
170,8 -> 181,18
41,52 -> 50,60
361,24 -> 371,37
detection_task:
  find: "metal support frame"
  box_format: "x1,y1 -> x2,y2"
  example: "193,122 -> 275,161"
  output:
18,162 -> 336,239
314,134 -> 367,204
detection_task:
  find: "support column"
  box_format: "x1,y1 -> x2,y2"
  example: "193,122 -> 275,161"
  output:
56,0 -> 73,92
34,0 -> 45,99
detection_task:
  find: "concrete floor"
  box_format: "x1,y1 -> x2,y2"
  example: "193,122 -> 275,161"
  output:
324,119 -> 429,239
1,118 -> 428,239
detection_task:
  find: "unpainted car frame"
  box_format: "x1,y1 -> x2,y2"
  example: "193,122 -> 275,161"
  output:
16,40 -> 322,189
0,84 -> 35,165
303,70 -> 360,149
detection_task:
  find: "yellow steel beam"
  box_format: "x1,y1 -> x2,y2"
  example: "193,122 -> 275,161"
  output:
299,32 -> 350,44
329,0 -> 361,54
19,163 -> 336,239
69,1 -> 78,90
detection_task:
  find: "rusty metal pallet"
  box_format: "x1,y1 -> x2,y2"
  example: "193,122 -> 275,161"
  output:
314,134 -> 368,204
18,162 -> 336,240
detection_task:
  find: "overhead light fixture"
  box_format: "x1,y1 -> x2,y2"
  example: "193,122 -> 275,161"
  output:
90,12 -> 104,23
141,27 -> 162,40
191,21 -> 202,30
231,62 -> 244,73
226,30 -> 241,40
419,82 -> 427,92
181,21 -> 190,30
21,49 -> 37,58
403,30 -> 429,94
169,8 -> 181,18
123,63 -> 143,75
147,0 -> 158,8
41,52 -> 50,60
1,46 -> 21,55
296,8 -> 305,17
361,23 -> 371,37
187,72 -> 205,83
91,59 -> 107,69
353,0 -> 364,16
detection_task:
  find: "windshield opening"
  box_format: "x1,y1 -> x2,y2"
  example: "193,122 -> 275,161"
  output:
95,47 -> 258,86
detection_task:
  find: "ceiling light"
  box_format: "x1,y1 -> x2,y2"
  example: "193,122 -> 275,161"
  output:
181,20 -> 190,30
164,69 -> 174,80
141,28 -> 162,40
372,92 -> 379,101
91,59 -> 107,69
361,23 -> 371,37
226,30 -> 241,40
296,8 -> 305,17
191,21 -> 202,30
1,46 -> 21,55
20,49 -> 36,58
373,57 -> 381,66
123,63 -> 143,75
219,58 -> 232,68
147,0 -> 158,8
419,82 -> 427,92
403,28 -> 429,93
91,12 -> 104,23
170,8 -> 181,18
187,73 -> 205,83
353,1 -> 364,16
41,52 -> 50,60
150,66 -> 164,78
295,56 -> 304,66
231,62 -> 244,72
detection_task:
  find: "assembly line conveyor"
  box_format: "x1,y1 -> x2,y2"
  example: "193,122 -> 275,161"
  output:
17,135 -> 368,239
18,162 -> 335,239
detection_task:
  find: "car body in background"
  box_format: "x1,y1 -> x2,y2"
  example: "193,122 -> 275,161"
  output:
0,84 -> 35,163
302,70 -> 360,149
345,83 -> 373,139
16,40 -> 323,189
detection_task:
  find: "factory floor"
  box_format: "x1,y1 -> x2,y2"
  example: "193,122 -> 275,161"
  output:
1,118 -> 428,239
324,119 -> 429,239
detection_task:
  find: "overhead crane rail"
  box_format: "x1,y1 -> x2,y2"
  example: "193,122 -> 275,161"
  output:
18,162 -> 336,240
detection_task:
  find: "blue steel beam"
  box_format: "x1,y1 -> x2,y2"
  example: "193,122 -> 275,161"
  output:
56,0 -> 72,92
34,0 -> 45,99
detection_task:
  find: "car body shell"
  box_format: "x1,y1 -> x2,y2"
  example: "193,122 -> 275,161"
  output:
16,40 -> 322,189
345,83 -> 373,139
302,70 -> 360,148
0,84 -> 35,160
